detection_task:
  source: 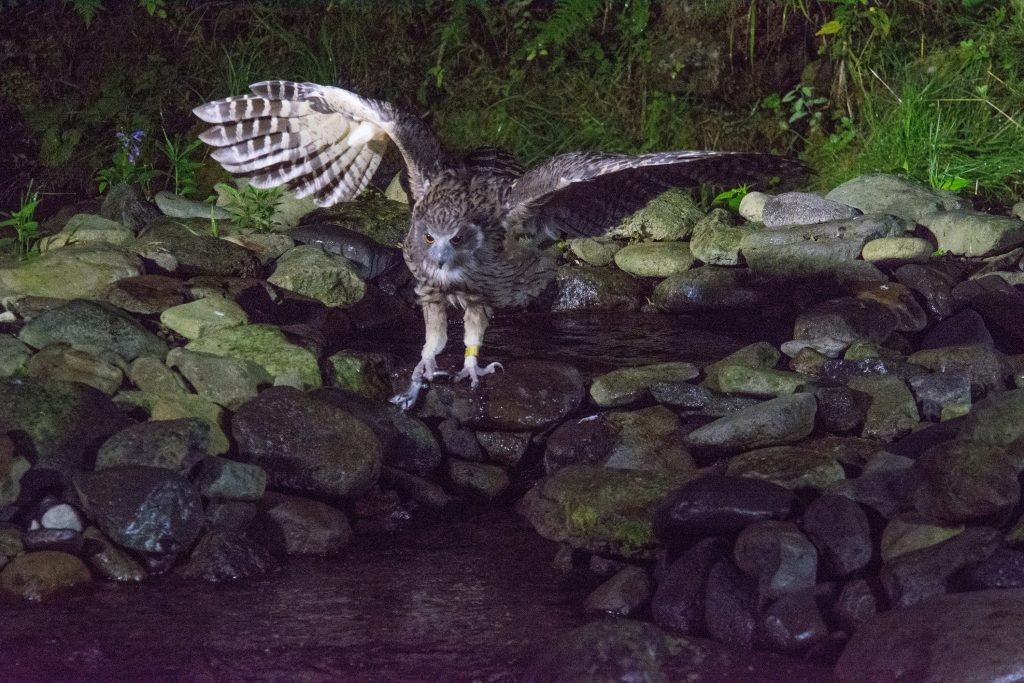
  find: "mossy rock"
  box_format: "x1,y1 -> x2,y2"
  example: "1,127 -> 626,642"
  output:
186,324 -> 321,390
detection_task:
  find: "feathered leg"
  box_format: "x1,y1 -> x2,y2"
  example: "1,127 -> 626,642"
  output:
391,300 -> 449,410
455,304 -> 502,387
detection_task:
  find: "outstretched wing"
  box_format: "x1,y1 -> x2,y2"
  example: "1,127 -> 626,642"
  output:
193,80 -> 450,207
504,150 -> 807,236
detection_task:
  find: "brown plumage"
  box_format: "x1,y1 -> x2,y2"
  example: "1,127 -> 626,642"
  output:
194,80 -> 805,408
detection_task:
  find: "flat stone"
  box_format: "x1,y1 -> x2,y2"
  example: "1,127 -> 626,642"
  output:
962,548 -> 1024,590
160,295 -> 249,340
726,446 -> 845,491
18,298 -> 168,362
0,244 -> 144,299
825,173 -> 967,223
714,366 -> 813,397
0,551 -> 92,601
613,241 -> 694,277
958,388 -> 1024,446
96,418 -> 210,472
684,393 -> 817,454
852,281 -> 927,332
566,237 -> 623,266
880,512 -> 964,562
267,245 -> 366,308
263,496 -> 353,555
127,356 -> 189,395
0,334 -> 32,377
702,342 -> 780,392
195,456 -> 267,501
82,527 -> 146,582
176,530 -> 278,583
27,343 -> 124,394
446,459 -> 510,499
802,494 -> 872,577
155,191 -> 230,219
103,274 -> 189,315
44,213 -> 134,250
583,565 -> 652,617
910,440 -> 1019,522
793,297 -> 897,347
186,324 -> 321,390
920,309 -> 994,349
653,267 -> 768,311
847,375 -> 920,441
920,209 -> 1024,257
134,217 -> 262,278
113,391 -> 228,455
861,236 -> 934,264
590,362 -> 699,407
552,264 -> 642,312
762,191 -> 861,227
166,347 -> 271,410
908,345 -> 1012,397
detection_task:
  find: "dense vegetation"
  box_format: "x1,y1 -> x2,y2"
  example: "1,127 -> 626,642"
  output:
1,0 -> 1022,216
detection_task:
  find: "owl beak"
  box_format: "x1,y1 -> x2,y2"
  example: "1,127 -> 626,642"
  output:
430,241 -> 456,269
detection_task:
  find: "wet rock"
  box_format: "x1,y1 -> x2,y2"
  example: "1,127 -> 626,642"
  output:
919,209 -> 1024,257
196,456 -> 267,501
725,446 -> 844,491
103,274 -> 189,315
894,262 -> 960,319
962,548 -> 1024,590
0,551 -> 92,601
545,413 -> 615,473
113,391 -> 228,455
127,356 -> 189,395
45,213 -> 134,249
852,281 -> 927,332
762,585 -> 831,653
518,464 -> 675,559
805,435 -> 880,468
880,526 -> 1001,608
0,438 -> 30,508
100,183 -> 160,232
714,366 -> 813,397
649,381 -> 713,408
75,465 -> 204,567
907,372 -> 972,421
860,236 -> 933,264
263,496 -> 353,555
552,264 -> 642,312
380,466 -> 451,510
684,393 -> 817,454
835,589 -> 1024,683
825,173 -> 967,223
813,386 -> 864,434
702,342 -> 780,392
880,512 -> 964,562
704,558 -> 759,647
82,526 -> 146,582
23,527 -> 83,553
159,295 -> 249,340
186,324 -> 322,389
920,309 -> 993,349
654,476 -> 795,544
911,440 -> 1019,522
908,345 -> 1011,398
734,520 -> 818,600
176,530 -> 277,582
233,386 -> 381,499
27,343 -> 124,394
438,420 -> 483,461
833,578 -> 882,632
290,222 -> 402,279
325,350 -> 392,402
802,494 -> 872,577
689,209 -> 754,266
958,388 -> 1024,446
613,242 -> 694,277
226,232 -> 295,264
821,357 -> 926,386
0,244 -> 144,300
419,359 -> 585,431
267,245 -> 366,308
583,565 -> 652,616
566,236 -> 623,266
96,418 -> 209,472
475,431 -> 530,467
0,334 -> 32,377
447,459 -> 510,499
847,375 -> 920,441
18,298 -> 167,363
135,217 -> 262,278
828,451 -> 915,519
166,347 -> 271,410
651,537 -> 730,634
603,407 -> 694,479
611,188 -> 704,241
653,267 -> 768,311
793,297 -> 897,347
155,190 -> 230,220
590,362 -> 699,408
761,191 -> 861,227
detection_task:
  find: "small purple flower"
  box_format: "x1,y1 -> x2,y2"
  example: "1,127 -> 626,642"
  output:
116,129 -> 145,164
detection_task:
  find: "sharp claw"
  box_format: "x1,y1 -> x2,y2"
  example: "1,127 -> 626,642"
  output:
391,357 -> 445,411
455,358 -> 503,388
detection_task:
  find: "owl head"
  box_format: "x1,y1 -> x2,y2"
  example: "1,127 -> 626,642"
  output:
408,177 -> 488,286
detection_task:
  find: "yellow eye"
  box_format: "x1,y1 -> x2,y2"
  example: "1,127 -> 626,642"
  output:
424,233 -> 434,244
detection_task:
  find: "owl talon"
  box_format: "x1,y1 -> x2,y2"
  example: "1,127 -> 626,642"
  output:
389,356 -> 446,410
455,358 -> 503,388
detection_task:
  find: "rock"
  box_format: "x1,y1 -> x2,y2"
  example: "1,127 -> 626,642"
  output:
733,521 -> 818,600
475,430 -> 530,467
267,245 -> 366,308
919,209 -> 1024,257
793,297 -> 897,348
958,388 -> 1024,446
113,391 -> 228,455
910,440 -> 1019,522
552,264 -> 642,312
0,244 -> 144,299
583,565 -> 652,616
225,232 -> 295,264
325,350 -> 392,402
894,262 -> 960,319
159,295 -> 249,340
135,217 -> 262,277
762,585 -> 832,653
263,496 -> 353,555
82,526 -> 146,582
650,381 -> 714,408
962,548 -> 1024,590
725,446 -> 845,491
26,343 -> 124,394
0,439 -> 30,508
908,345 -> 1012,397
703,342 -> 781,391
833,578 -> 882,632
761,191 -> 861,227
906,372 -> 972,422
127,356 -> 189,395
651,537 -> 730,634
75,465 -> 205,568
18,298 -> 168,362
176,530 -> 277,582
802,495 -> 872,577
739,191 -> 768,222
610,188 -> 705,241
22,528 -> 83,554
155,190 -> 230,220
813,385 -> 864,433
653,267 -> 768,311
852,281 -> 927,332
714,366 -> 813,397
446,459 -> 510,499
704,558 -> 759,647
684,393 -> 817,454
298,195 -> 410,246
880,526 -> 1001,608
828,452 -> 915,519
381,466 -> 451,511
96,418 -> 210,472
545,413 -> 616,473
44,213 -> 134,249
880,512 -> 964,562
165,347 -> 271,410
103,274 -> 189,315
590,362 -> 699,407
100,183 -> 160,232
419,359 -> 585,431
233,386 -> 381,499
0,524 -> 22,561
195,456 -> 267,501
186,324 -> 321,390
920,309 -> 994,349
517,464 -> 676,559
654,476 -> 796,544
0,334 -> 32,377
825,173 -> 967,223
0,551 -> 92,601
566,237 -> 623,266
835,589 -> 1024,683
860,236 -> 934,264
689,208 -> 754,266
613,242 -> 694,277
438,419 -> 483,461
821,357 -> 926,385
847,375 -> 920,441
40,503 -> 83,532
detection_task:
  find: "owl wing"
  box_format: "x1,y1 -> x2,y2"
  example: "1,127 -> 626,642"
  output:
193,81 -> 449,207
504,150 -> 807,237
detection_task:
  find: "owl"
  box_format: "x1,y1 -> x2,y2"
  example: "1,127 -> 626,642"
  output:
194,81 -> 803,409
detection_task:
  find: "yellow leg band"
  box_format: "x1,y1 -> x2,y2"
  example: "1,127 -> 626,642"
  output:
465,344 -> 480,358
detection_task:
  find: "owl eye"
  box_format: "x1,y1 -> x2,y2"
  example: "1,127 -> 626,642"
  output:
424,233 -> 434,244
450,234 -> 463,245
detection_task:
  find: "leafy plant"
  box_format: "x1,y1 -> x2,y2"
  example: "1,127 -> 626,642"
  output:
713,184 -> 750,213
218,183 -> 283,233
0,181 -> 42,258
96,129 -> 158,195
159,132 -> 204,198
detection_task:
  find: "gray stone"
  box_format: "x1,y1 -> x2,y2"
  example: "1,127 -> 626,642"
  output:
734,520 -> 818,600
113,391 -> 229,455
0,551 -> 92,602
793,297 -> 897,347
704,558 -> 759,647
609,188 -> 705,241
911,440 -> 1019,522
186,324 -> 321,390
702,342 -> 781,392
552,264 -> 641,312
82,527 -> 146,582
447,459 -> 510,499
566,237 -> 623,266
590,362 -> 699,407
96,418 -> 210,472
880,512 -> 964,562
654,476 -> 796,542
847,375 -> 920,441
684,393 -> 817,454
175,529 -> 277,582
129,356 -> 192,397
0,334 -> 32,377
18,298 -> 167,362
195,456 -> 267,501
325,350 -> 392,402
761,191 -> 861,227
854,281 -> 928,332
583,565 -> 652,616
825,173 -> 967,223
475,431 -> 530,467
714,366 -> 813,397
263,496 -> 353,555
44,213 -> 134,249
894,262 -> 960,319
908,345 -> 1012,397
159,295 -> 248,340
134,217 -> 262,278
439,420 -> 483,461
738,191 -> 768,222
613,241 -> 694,277
920,309 -> 994,349
103,274 -> 189,315
166,347 -> 271,410
762,585 -> 831,653
958,387 -> 1024,446
689,208 -> 755,266
802,494 -> 872,577
653,267 -> 768,312
861,236 -> 934,264
651,537 -> 730,634
267,245 -> 366,308
155,191 -> 230,219
0,245 -> 144,300
26,343 -> 124,394
908,372 -> 972,421
100,184 -> 160,232
920,209 -> 1024,257
726,446 -> 845,491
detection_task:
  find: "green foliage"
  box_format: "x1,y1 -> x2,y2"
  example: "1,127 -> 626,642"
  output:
218,183 -> 283,233
0,182 -> 42,258
66,0 -> 103,26
713,184 -> 750,212
159,133 -> 204,198
95,129 -> 157,195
